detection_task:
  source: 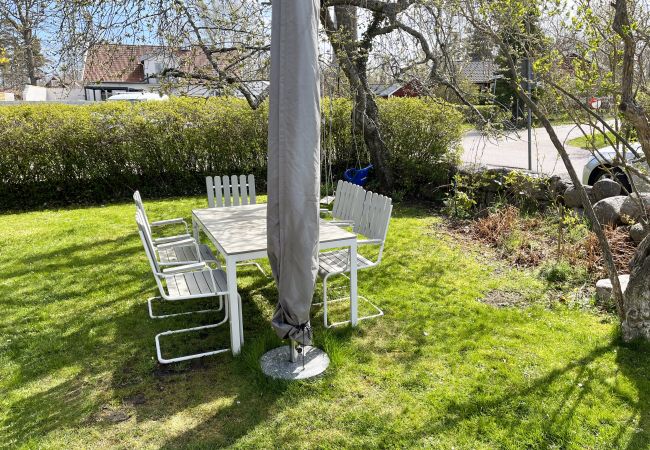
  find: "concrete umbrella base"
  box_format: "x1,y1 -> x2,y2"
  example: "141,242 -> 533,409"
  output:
260,344 -> 329,380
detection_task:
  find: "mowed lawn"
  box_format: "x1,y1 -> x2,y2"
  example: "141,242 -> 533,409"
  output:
1,197 -> 650,449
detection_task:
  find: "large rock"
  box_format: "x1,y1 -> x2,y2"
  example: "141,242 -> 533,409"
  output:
621,193 -> 650,222
563,185 -> 594,208
596,274 -> 630,304
630,222 -> 650,244
592,178 -> 622,202
549,174 -> 570,198
592,196 -> 627,226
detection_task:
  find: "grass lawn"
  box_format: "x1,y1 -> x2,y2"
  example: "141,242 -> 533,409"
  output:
567,131 -> 627,150
2,197 -> 650,449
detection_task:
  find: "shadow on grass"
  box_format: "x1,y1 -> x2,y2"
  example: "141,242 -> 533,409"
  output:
1,224 -> 288,446
616,339 -> 650,450
365,336 -> 650,449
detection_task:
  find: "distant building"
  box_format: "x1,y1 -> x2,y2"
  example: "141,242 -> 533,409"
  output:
370,79 -> 423,98
82,44 -> 223,101
459,60 -> 501,93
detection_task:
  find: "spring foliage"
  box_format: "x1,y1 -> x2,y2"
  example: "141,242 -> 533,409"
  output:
0,97 -> 462,209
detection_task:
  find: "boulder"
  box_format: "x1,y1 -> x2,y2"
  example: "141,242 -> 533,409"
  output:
563,185 -> 594,208
592,196 -> 627,226
620,193 -> 650,222
549,174 -> 570,197
630,222 -> 650,244
592,178 -> 622,202
595,274 -> 630,304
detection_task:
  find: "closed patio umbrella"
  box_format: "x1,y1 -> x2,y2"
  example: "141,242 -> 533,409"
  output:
267,0 -> 321,347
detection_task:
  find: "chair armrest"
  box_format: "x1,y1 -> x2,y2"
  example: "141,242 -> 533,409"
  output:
357,239 -> 382,246
330,220 -> 354,226
156,238 -> 195,249
153,234 -> 192,244
320,208 -> 332,215
162,262 -> 207,274
151,218 -> 186,227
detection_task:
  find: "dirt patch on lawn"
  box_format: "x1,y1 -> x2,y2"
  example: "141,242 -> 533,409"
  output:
434,206 -> 636,278
479,289 -> 529,308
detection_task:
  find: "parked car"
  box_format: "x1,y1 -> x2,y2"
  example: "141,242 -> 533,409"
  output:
107,92 -> 169,102
582,143 -> 644,192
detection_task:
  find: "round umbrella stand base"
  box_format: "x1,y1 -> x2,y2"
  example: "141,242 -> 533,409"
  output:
260,345 -> 329,380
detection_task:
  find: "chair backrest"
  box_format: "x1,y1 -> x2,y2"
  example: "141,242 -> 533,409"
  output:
354,191 -> 393,243
206,174 -> 256,208
133,190 -> 152,232
135,210 -> 161,274
331,180 -> 365,224
135,210 -> 170,297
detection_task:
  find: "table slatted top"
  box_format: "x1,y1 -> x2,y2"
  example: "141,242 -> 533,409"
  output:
193,204 -> 356,256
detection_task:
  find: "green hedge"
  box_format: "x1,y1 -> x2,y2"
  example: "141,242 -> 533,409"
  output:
0,97 -> 462,209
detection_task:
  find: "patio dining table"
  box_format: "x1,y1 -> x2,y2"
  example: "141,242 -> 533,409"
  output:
192,204 -> 358,355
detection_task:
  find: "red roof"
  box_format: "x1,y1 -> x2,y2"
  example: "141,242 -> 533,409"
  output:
83,44 -> 213,84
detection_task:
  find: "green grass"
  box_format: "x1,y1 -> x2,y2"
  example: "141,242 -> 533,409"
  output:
2,197 -> 650,449
568,131 -> 622,150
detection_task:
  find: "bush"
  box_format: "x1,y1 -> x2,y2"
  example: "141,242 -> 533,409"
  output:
444,169 -> 555,216
0,97 -> 462,209
378,98 -> 462,197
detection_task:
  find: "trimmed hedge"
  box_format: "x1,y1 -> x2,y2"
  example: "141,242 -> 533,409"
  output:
0,97 -> 462,209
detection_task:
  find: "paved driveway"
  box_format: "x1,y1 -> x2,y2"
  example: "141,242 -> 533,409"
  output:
461,124 -> 595,177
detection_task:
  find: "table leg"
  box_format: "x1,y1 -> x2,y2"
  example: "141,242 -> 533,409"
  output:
226,257 -> 241,355
350,240 -> 358,326
192,217 -> 199,241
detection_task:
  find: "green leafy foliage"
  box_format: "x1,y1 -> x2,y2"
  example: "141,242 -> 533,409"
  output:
444,169 -> 554,218
0,97 -> 462,210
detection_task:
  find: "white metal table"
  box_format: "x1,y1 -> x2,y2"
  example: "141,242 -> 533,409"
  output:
192,204 -> 358,355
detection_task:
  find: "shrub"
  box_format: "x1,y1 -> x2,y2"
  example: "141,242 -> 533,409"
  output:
443,169 -> 556,218
378,98 -> 462,196
0,96 -> 462,209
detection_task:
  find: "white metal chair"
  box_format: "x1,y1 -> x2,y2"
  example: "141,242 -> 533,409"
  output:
321,180 -> 365,227
136,212 -> 222,318
205,174 -> 267,276
206,174 -> 256,208
136,210 -> 217,267
314,190 -> 392,328
134,191 -> 192,246
137,215 -> 242,364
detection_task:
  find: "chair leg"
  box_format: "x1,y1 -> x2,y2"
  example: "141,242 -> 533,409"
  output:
323,274 -> 329,328
314,272 -> 384,328
236,261 -> 268,277
155,294 -> 236,364
238,293 -> 244,346
147,295 -> 223,319
321,294 -> 384,328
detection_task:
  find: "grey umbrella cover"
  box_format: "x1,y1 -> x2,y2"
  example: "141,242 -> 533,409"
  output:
267,0 -> 321,345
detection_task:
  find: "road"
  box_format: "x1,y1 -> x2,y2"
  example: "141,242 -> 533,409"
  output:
461,124 -> 595,177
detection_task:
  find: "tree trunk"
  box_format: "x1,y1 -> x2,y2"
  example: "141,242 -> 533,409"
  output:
323,5 -> 394,192
622,235 -> 650,340
611,0 -> 650,341
22,29 -> 37,85
613,0 -> 650,160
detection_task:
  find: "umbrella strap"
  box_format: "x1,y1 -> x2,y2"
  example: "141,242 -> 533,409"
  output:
295,322 -> 312,370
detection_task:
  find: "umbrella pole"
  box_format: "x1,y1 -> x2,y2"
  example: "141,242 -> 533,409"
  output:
290,339 -> 299,363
